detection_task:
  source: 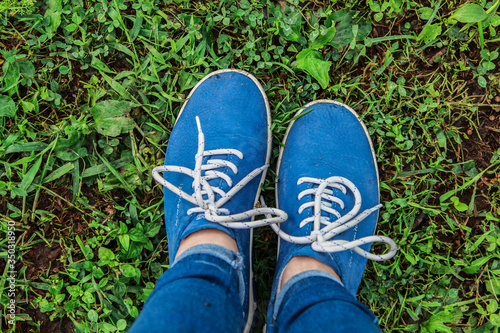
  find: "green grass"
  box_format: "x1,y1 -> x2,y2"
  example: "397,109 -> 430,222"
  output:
1,0 -> 500,332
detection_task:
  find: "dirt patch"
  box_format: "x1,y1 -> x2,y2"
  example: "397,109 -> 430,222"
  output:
15,309 -> 74,333
24,243 -> 65,279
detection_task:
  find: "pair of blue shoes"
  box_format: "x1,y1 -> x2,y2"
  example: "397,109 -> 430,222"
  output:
151,69 -> 397,331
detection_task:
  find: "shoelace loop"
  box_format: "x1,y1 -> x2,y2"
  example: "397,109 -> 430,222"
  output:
152,116 -> 288,229
269,176 -> 397,261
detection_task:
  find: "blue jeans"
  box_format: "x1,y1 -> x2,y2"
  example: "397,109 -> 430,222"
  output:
129,244 -> 381,333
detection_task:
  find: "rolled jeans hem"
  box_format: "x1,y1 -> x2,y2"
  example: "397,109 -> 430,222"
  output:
269,271 -> 380,333
173,244 -> 246,305
129,244 -> 247,333
273,270 -> 343,320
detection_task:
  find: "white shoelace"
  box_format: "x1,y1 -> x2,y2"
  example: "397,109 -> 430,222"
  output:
152,116 -> 288,229
269,176 -> 397,261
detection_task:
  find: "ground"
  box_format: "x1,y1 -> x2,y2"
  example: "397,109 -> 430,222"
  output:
1,0 -> 500,332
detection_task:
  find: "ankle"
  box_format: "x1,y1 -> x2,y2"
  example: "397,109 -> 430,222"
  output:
280,256 -> 341,290
175,229 -> 239,259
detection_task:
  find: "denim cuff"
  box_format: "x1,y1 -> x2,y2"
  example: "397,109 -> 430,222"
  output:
273,270 -> 343,320
172,244 -> 246,305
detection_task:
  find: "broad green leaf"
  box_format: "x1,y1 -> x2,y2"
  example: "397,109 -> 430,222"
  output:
45,6 -> 61,35
116,319 -> 127,331
66,285 -> 82,297
418,7 -> 434,20
327,10 -> 372,48
121,264 -> 136,277
0,95 -> 16,117
451,4 -> 487,23
436,128 -> 447,148
65,23 -> 78,32
98,276 -> 109,289
296,48 -> 332,89
402,140 -> 413,150
88,309 -> 98,322
38,299 -> 55,313
486,212 -> 500,221
478,76 -> 487,88
417,24 -> 442,44
145,223 -> 162,237
487,277 -> 500,294
19,60 -> 35,77
53,129 -> 85,161
309,25 -> 337,50
100,322 -> 117,332
91,100 -> 136,137
144,239 -> 154,251
82,291 -> 95,305
127,242 -> 143,259
48,279 -> 63,295
240,0 -> 250,9
421,310 -> 454,333
276,8 -> 304,42
368,1 -> 380,11
119,234 -> 130,251
59,66 -> 69,75
3,50 -> 15,62
401,248 -> 418,265
72,12 -> 82,25
492,15 -> 500,27
450,196 -> 468,212
483,61 -> 496,71
488,299 -> 499,314
98,247 -> 115,264
129,228 -> 147,243
491,313 -> 500,326
56,294 -> 66,304
350,25 -> 359,49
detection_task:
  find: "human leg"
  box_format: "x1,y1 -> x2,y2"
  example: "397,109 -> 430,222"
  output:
129,244 -> 247,332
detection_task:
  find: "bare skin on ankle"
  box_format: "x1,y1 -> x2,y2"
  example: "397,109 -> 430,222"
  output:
175,229 -> 239,259
280,256 -> 341,289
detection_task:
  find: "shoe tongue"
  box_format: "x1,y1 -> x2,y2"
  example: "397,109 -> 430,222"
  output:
314,184 -> 356,223
198,155 -> 232,201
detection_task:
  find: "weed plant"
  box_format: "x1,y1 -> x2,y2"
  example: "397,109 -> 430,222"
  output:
1,0 -> 500,332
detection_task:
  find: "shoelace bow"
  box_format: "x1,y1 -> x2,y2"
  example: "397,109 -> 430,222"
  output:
267,176 -> 397,261
152,116 -> 288,229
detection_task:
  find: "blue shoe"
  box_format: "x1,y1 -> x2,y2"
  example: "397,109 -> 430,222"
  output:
152,69 -> 287,332
268,100 -> 397,303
